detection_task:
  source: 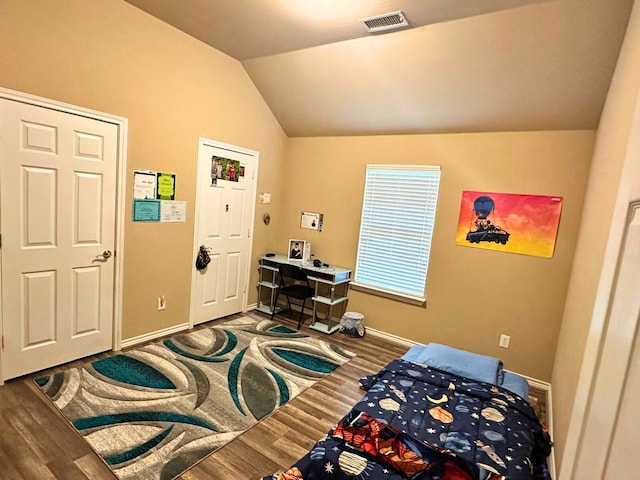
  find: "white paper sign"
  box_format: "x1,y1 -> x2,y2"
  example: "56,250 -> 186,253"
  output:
133,170 -> 156,199
160,200 -> 186,222
258,192 -> 271,204
301,211 -> 322,231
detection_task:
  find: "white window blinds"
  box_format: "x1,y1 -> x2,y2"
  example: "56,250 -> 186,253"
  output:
354,165 -> 441,301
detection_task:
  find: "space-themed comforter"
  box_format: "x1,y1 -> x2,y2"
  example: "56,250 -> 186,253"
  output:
263,359 -> 552,480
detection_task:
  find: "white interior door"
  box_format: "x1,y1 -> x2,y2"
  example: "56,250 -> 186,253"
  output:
568,202 -> 640,478
191,139 -> 258,325
0,98 -> 117,380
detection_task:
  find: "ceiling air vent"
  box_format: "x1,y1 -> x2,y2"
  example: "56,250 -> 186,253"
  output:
361,11 -> 409,33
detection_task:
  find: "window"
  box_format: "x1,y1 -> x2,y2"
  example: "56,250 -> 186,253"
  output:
353,165 -> 441,304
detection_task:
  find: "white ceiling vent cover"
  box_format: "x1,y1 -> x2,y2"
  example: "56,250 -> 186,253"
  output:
361,11 -> 409,33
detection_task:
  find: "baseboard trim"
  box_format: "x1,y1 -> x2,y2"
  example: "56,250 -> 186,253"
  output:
532,378 -> 555,479
120,322 -> 190,349
365,327 -> 418,348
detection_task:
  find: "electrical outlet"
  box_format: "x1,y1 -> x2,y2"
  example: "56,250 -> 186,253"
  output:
499,334 -> 511,349
157,296 -> 166,311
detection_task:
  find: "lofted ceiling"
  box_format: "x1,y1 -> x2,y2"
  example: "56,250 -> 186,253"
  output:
125,0 -> 634,137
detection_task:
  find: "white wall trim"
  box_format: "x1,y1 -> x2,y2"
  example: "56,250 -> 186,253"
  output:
365,326 -> 419,347
120,323 -> 190,349
0,87 -> 128,384
544,379 -> 556,479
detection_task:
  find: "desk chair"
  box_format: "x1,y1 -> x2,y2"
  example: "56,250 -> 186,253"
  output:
271,263 -> 315,329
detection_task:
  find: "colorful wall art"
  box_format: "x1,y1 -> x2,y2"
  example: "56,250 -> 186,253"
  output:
455,191 -> 564,258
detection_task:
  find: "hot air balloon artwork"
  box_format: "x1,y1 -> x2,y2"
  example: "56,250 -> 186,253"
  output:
455,191 -> 563,258
465,195 -> 510,245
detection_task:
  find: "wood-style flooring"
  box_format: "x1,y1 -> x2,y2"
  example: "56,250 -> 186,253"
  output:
0,311 -> 409,479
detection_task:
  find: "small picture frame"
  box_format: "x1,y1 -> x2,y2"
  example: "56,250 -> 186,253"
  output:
288,239 -> 311,262
288,239 -> 305,261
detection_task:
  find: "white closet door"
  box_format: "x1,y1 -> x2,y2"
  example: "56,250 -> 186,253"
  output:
0,98 -> 117,380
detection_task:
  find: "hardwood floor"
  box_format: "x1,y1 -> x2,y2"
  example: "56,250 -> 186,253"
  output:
0,311 -> 410,479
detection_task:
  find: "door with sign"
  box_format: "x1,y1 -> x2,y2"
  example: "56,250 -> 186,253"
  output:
190,138 -> 258,325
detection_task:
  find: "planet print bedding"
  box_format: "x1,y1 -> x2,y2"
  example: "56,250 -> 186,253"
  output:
263,358 -> 552,480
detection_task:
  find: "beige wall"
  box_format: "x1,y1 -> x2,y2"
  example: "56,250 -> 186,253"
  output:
282,132 -> 594,381
0,0 -> 287,339
553,0 -> 640,471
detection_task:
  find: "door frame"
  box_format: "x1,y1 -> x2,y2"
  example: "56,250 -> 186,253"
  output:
0,87 -> 128,384
559,82 -> 640,477
189,137 -> 259,328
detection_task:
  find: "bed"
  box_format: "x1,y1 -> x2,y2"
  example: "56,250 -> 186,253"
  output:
262,343 -> 552,480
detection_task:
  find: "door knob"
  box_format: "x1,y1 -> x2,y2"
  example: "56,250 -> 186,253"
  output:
98,250 -> 112,259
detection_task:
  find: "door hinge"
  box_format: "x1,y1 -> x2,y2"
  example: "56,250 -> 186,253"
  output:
247,229 -> 251,238
1,336 -> 4,350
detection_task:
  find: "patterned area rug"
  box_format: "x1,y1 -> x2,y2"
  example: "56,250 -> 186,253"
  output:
34,316 -> 355,480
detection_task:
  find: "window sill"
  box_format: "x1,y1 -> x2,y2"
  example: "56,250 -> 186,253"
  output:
350,282 -> 426,307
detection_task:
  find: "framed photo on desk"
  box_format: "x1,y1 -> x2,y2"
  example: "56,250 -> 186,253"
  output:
288,239 -> 310,261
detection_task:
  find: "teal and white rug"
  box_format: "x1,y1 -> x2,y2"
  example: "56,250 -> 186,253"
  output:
35,316 -> 355,480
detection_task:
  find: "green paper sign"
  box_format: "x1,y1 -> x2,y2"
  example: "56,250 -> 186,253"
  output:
156,172 -> 176,200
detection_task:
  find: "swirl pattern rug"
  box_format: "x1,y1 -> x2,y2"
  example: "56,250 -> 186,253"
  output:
34,316 -> 355,480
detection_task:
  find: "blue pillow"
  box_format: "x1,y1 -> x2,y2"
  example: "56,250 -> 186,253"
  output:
401,343 -> 503,385
501,371 -> 529,398
402,344 -> 428,363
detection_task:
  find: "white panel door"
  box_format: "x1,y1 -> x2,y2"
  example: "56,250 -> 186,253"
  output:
191,140 -> 257,325
0,98 -> 117,380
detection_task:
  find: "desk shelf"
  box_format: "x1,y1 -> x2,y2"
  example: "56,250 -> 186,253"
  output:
257,255 -> 351,333
256,264 -> 280,315
308,320 -> 341,335
310,275 -> 349,334
312,296 -> 348,306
